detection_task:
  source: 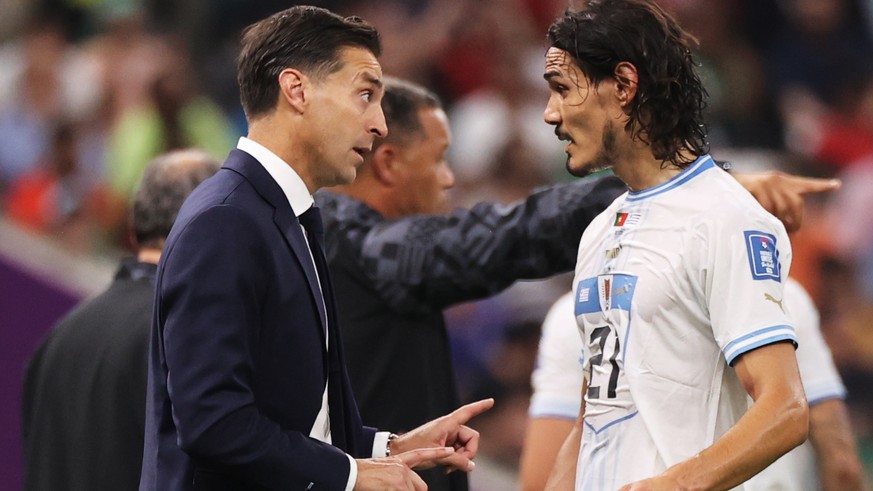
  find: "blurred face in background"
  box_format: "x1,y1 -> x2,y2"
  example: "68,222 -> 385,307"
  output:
391,107 -> 455,216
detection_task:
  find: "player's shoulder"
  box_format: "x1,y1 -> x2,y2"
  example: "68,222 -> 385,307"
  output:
692,168 -> 786,237
691,163 -> 760,209
627,154 -> 764,220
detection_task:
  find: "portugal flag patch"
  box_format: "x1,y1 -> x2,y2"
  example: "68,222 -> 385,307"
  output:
614,212 -> 629,226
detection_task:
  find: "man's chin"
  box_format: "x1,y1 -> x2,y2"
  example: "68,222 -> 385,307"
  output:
565,156 -> 590,178
566,155 -> 613,178
336,167 -> 358,186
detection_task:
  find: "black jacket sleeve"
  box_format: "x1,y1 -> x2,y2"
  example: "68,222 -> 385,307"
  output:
326,175 -> 625,314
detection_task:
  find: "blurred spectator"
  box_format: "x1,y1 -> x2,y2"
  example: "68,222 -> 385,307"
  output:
104,33 -> 234,202
3,121 -> 104,252
766,0 -> 873,108
825,158 -> 873,302
780,81 -> 873,169
0,18 -> 101,194
5,122 -> 79,231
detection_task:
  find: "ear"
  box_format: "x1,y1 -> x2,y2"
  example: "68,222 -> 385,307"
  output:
277,68 -> 307,113
369,144 -> 402,187
613,61 -> 639,109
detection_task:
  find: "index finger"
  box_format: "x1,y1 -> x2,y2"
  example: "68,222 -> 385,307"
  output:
396,447 -> 455,468
449,398 -> 495,424
789,176 -> 841,194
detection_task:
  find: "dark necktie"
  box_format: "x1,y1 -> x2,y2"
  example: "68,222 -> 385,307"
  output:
298,205 -> 324,248
299,206 -> 325,253
299,206 -> 329,328
298,205 -> 337,435
301,206 -> 356,451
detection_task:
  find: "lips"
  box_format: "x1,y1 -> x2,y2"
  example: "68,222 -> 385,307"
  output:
352,144 -> 373,157
353,147 -> 370,158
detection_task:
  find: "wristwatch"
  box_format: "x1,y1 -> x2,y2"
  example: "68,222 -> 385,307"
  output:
385,433 -> 399,457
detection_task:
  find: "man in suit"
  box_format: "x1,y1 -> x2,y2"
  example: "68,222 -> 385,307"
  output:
139,6 -> 491,491
22,149 -> 220,491
317,77 -> 843,491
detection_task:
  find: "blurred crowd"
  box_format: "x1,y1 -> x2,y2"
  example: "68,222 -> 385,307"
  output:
2,0 -> 873,484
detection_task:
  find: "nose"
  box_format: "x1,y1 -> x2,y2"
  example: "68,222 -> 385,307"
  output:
441,163 -> 456,189
370,105 -> 388,138
544,95 -> 561,126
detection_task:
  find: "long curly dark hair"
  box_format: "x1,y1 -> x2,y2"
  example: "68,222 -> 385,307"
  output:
547,0 -> 708,168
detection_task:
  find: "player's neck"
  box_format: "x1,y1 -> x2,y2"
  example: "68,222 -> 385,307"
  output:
613,146 -> 683,192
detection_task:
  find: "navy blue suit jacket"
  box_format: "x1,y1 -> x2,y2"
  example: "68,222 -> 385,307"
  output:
140,149 -> 376,491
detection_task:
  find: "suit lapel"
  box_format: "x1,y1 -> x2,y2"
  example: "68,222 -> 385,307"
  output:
223,150 -> 329,352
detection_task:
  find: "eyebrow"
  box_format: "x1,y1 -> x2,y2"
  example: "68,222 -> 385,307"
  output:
359,72 -> 383,88
543,70 -> 562,81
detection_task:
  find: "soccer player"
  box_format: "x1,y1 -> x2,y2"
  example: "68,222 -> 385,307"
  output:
521,279 -> 864,491
541,1 -> 808,489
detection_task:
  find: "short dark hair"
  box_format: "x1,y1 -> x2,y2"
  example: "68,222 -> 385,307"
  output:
547,0 -> 708,167
132,149 -> 220,249
378,76 -> 442,147
237,5 -> 381,119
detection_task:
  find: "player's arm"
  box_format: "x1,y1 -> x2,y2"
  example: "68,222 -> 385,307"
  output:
520,417 -> 575,491
730,171 -> 840,233
621,342 -> 808,491
808,398 -> 864,491
543,380 -> 587,491
342,176 -> 624,314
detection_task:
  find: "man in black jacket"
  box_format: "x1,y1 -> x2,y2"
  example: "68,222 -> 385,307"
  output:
21,149 -> 220,491
318,76 -> 841,491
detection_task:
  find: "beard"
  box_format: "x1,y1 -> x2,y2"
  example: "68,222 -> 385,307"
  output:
565,120 -> 618,178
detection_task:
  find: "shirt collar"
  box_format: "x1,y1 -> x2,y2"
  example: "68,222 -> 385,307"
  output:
237,136 -> 313,217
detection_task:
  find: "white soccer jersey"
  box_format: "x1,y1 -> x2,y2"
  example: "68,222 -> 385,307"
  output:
530,291 -> 584,421
571,155 -> 796,490
530,280 -> 846,490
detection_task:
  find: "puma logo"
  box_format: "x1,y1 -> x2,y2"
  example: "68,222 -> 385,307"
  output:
764,293 -> 784,312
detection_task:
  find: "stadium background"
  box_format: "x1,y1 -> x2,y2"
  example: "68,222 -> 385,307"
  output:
1,0 -> 872,488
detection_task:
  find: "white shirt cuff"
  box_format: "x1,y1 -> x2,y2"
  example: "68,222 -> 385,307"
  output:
372,431 -> 391,458
344,454 -> 357,491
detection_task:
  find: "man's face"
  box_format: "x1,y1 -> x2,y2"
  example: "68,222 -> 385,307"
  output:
305,46 -> 387,189
393,107 -> 455,216
543,47 -> 622,177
